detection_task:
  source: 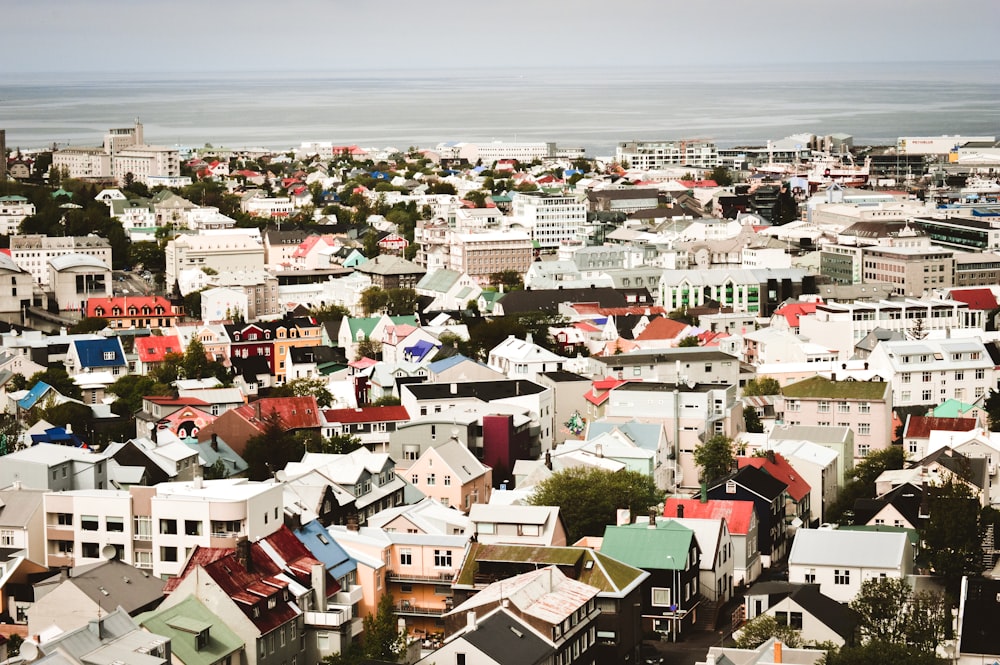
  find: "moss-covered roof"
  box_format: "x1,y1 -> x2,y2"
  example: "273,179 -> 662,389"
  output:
781,376 -> 888,400
455,542 -> 645,594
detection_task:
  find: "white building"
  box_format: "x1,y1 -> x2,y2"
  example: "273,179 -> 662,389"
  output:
165,232 -> 265,292
9,234 -> 113,286
0,195 -> 36,235
487,334 -> 565,381
113,145 -> 181,186
510,192 -> 587,249
866,337 -> 996,407
616,140 -> 719,169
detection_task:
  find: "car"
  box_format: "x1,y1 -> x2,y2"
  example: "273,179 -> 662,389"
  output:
641,648 -> 664,664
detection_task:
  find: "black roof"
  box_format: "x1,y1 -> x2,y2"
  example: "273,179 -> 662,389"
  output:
747,582 -> 859,642
537,370 -> 590,383
288,344 -> 348,365
463,609 -> 551,665
959,576 -> 1000,656
498,287 -> 627,314
712,465 -> 787,501
230,355 -> 272,381
404,379 -> 546,402
852,482 -> 924,527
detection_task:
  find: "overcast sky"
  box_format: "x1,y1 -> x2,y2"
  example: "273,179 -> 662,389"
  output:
5,0 -> 999,73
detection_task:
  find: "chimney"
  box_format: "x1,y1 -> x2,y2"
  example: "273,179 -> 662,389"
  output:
595,443 -> 603,458
236,536 -> 252,572
774,640 -> 783,664
347,515 -> 360,532
312,562 -> 327,610
677,504 -> 684,518
647,508 -> 657,528
700,482 -> 708,504
466,610 -> 478,632
88,617 -> 104,640
766,450 -> 776,464
211,433 -> 219,451
544,450 -> 552,470
66,423 -> 73,435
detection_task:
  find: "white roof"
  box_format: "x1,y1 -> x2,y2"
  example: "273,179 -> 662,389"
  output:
788,529 -> 908,568
770,439 -> 840,467
468,503 -> 556,526
48,253 -> 110,271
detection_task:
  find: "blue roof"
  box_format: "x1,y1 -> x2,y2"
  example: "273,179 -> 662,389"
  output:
369,171 -> 390,180
294,520 -> 357,581
181,436 -> 249,476
18,381 -> 55,410
74,338 -> 126,368
588,420 -> 662,452
31,426 -> 86,447
428,354 -> 474,373
404,340 -> 437,362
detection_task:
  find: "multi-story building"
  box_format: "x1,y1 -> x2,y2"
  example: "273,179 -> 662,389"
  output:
449,230 -> 533,283
797,297 -> 981,361
861,244 -> 955,296
86,295 -> 183,330
0,252 -> 41,315
0,195 -> 35,235
909,214 -> 1000,252
225,317 -> 323,379
450,140 -> 555,164
658,268 -> 815,317
321,405 -> 411,453
867,337 -> 996,408
616,139 -> 719,170
510,191 -> 587,249
354,254 -> 425,290
52,146 -> 112,180
113,145 -> 180,186
0,443 -> 111,492
10,234 -> 113,286
954,251 -> 1000,287
165,232 -> 265,292
42,478 -> 284,579
775,377 -> 892,460
205,270 -> 281,320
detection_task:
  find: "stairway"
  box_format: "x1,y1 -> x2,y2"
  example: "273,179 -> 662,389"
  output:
983,523 -> 996,571
692,594 -> 719,631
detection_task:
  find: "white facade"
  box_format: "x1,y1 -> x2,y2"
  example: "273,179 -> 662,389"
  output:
10,235 -> 113,286
165,232 -> 265,291
0,196 -> 36,235
510,192 -> 587,249
113,145 -> 181,186
867,337 -> 996,407
616,140 -> 719,169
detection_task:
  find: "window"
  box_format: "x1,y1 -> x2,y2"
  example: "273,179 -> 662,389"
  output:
858,401 -> 871,414
443,475 -> 451,486
0,530 -> 13,546
804,569 -> 816,583
56,512 -> 73,526
134,516 -> 152,539
955,371 -> 964,381
433,549 -> 452,567
185,520 -> 202,536
81,515 -> 99,531
837,401 -> 850,413
161,547 -> 178,562
902,373 -> 911,384
922,372 -> 932,383
399,549 -> 412,566
858,422 -> 871,435
103,351 -> 115,361
410,474 -> 418,485
922,390 -> 932,402
426,474 -> 436,486
81,542 -> 100,558
160,519 -> 178,535
651,587 -> 671,607
858,444 -> 870,457
197,628 -> 210,651
785,400 -> 799,412
106,516 -> 125,532
818,400 -> 830,413
976,368 -> 985,380
134,550 -> 152,568
834,569 -> 850,585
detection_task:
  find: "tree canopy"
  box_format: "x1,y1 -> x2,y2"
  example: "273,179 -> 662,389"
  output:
269,377 -> 334,407
693,434 -> 736,485
528,467 -> 661,543
922,475 -> 985,591
849,577 -> 948,652
742,376 -> 781,396
243,409 -> 304,481
733,614 -> 803,649
825,446 -> 905,524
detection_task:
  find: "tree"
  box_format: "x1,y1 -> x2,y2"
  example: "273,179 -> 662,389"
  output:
528,467 -> 661,544
372,395 -> 401,406
709,165 -> 735,187
742,376 -> 781,396
824,641 -> 942,665
733,614 -> 803,649
310,303 -> 350,323
270,377 -> 334,407
744,406 -> 763,433
489,269 -> 524,291
361,592 -> 406,662
183,337 -> 229,384
109,374 -> 173,416
243,409 -> 304,481
923,475 -> 985,590
677,335 -> 700,347
694,434 -> 735,485
314,433 -> 363,455
849,578 -> 948,652
825,446 -> 906,524
69,317 -> 109,334
770,186 -> 799,225
355,337 -> 382,361
667,307 -> 695,325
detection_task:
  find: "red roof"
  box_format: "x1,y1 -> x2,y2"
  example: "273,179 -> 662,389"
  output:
773,301 -> 820,328
143,396 -> 211,407
634,317 -> 688,341
584,377 -> 629,406
86,296 -> 178,319
947,288 -> 998,311
136,334 -> 182,363
663,498 -> 755,535
323,405 -> 410,424
573,321 -> 601,333
738,453 -> 811,502
697,330 -> 730,347
236,396 -> 323,430
903,415 -> 978,439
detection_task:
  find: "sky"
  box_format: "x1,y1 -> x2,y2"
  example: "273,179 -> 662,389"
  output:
4,0 -> 999,74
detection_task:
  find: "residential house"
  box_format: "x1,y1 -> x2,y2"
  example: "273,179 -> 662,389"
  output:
851,482 -> 926,530
86,296 -> 183,331
49,254 -> 113,312
770,425 -> 855,489
487,335 -> 565,382
787,529 -> 913,603
35,608 -> 172,665
405,439 -> 492,512
666,515 -> 735,609
0,443 -> 110,491
134,334 -> 182,376
767,439 -> 841,525
197,396 -> 321,456
775,377 -> 892,461
738,451 -> 812,529
664,497 -> 761,587
467,504 -> 567,546
426,354 -> 503,383
706,465 -> 788,567
451,541 -> 647,665
320,405 -> 411,453
422,566 -> 601,665
600,516 -> 701,640
415,269 -> 482,312
742,581 -> 860,647
697,637 -> 826,665
0,485 -> 47,622
902,415 -> 978,461
28,558 -> 165,636
103,436 -> 201,486
136,596 -> 244,665
354,254 -> 425,290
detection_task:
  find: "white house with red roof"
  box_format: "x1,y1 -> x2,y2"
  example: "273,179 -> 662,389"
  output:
769,300 -> 821,334
632,316 -> 695,350
87,295 -> 183,330
321,405 -> 411,453
135,334 -> 182,375
292,234 -> 342,270
664,497 -> 761,586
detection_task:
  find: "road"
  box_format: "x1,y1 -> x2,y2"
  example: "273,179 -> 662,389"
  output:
112,270 -> 154,297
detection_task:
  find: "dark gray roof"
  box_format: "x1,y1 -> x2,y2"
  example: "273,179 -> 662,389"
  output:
747,582 -> 858,642
498,288 -> 627,314
463,609 -> 551,665
959,576 -> 1000,656
537,370 -> 590,383
597,348 -> 739,364
614,381 -> 730,394
404,379 -> 546,402
35,559 -> 165,614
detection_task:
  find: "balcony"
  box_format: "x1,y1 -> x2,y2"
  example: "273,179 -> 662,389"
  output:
334,584 -> 364,606
386,570 -> 455,584
305,604 -> 352,628
394,601 -> 449,617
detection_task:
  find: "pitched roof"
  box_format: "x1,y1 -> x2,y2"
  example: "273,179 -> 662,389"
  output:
462,609 -> 551,665
137,596 -> 243,665
773,301 -> 819,328
712,465 -> 788,501
903,415 -> 977,439
781,376 -> 888,400
634,316 -> 689,341
37,559 -> 165,614
947,288 -> 998,311
600,520 -> 695,570
73,338 -> 126,367
86,296 -> 178,319
135,335 -> 182,363
958,576 -> 1000,657
497,288 -> 627,315
235,396 -> 322,430
322,405 -> 410,424
788,528 -> 909,568
738,452 -> 811,502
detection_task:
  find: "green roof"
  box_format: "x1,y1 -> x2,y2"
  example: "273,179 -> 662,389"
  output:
781,376 -> 888,400
137,596 -> 242,665
933,399 -> 981,418
600,521 -> 694,570
347,314 -> 417,338
416,268 -> 462,293
454,542 -> 645,594
0,195 -> 28,202
491,195 -> 512,203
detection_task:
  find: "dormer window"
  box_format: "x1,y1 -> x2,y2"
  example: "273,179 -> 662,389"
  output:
103,351 -> 115,361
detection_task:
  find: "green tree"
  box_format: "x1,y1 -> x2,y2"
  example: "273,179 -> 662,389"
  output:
360,287 -> 389,315
109,374 -> 173,417
770,186 -> 799,225
355,337 -> 382,361
314,433 -> 363,455
69,317 -> 109,334
361,592 -> 406,662
183,337 -> 228,383
743,376 -> 782,396
129,240 -> 166,272
269,377 -> 334,407
825,446 -> 906,524
667,307 -> 695,325
310,303 -> 350,322
489,269 -> 523,291
372,395 -> 401,406
733,614 -> 803,649
708,165 -> 735,187
923,475 -> 985,590
849,578 -> 948,652
26,367 -> 82,401
243,409 -> 304,481
151,352 -> 185,385
529,467 -> 661,543
824,641 -> 942,665
744,407 -> 763,434
694,434 -> 735,485
677,335 -> 700,347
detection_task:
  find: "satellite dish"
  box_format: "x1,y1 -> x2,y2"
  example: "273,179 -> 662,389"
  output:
101,544 -> 118,561
21,640 -> 39,662
274,470 -> 287,483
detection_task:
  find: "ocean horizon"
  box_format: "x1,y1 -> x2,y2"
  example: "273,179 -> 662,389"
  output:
2,61 -> 998,157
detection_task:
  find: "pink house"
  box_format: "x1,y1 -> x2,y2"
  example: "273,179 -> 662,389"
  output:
405,439 -> 492,512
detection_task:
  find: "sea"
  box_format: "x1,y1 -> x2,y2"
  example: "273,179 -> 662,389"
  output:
2,61 -> 999,157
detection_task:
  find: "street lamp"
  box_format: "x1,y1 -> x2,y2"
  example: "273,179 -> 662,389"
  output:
665,554 -> 681,643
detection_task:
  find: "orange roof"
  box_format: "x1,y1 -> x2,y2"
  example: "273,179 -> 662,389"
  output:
634,317 -> 688,341
594,338 -> 639,356
136,334 -> 182,362
236,396 -> 322,430
903,415 -> 977,439
738,452 -> 810,502
87,296 -> 178,319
